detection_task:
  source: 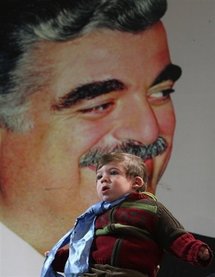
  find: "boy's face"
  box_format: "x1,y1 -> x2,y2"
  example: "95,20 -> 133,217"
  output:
96,162 -> 139,202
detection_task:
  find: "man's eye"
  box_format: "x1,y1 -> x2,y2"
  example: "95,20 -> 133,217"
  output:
79,102 -> 114,114
148,79 -> 176,104
148,88 -> 175,103
150,88 -> 175,99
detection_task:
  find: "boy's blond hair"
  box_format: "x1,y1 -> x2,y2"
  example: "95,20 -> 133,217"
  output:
96,152 -> 148,192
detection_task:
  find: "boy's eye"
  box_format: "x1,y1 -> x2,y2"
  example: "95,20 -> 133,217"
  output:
96,174 -> 102,180
110,169 -> 119,175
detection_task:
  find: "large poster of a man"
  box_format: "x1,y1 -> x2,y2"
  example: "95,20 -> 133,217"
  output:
0,1 -> 214,276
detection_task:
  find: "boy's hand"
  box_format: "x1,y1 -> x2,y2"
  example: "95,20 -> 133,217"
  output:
198,246 -> 210,261
44,251 -> 50,257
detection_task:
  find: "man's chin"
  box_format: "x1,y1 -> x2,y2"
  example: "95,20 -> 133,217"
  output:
145,174 -> 159,194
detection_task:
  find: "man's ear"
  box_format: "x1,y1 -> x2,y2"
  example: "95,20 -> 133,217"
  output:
0,126 -> 6,146
0,127 -> 3,145
132,176 -> 145,191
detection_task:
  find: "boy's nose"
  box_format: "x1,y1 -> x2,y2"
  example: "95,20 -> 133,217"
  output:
100,173 -> 109,183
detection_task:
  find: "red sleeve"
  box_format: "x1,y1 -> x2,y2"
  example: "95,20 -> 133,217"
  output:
170,233 -> 213,267
52,248 -> 69,272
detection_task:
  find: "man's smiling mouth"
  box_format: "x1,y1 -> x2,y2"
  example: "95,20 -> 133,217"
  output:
79,136 -> 167,168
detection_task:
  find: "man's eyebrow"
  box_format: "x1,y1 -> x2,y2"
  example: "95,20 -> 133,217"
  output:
52,64 -> 181,111
151,63 -> 182,86
52,79 -> 125,111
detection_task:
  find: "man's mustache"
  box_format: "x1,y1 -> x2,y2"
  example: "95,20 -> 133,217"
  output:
79,136 -> 167,167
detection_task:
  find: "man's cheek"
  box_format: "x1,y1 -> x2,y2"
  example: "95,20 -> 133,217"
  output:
71,121 -> 109,150
79,168 -> 100,205
158,109 -> 176,136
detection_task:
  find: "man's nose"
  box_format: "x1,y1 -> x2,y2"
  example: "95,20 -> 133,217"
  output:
112,98 -> 159,145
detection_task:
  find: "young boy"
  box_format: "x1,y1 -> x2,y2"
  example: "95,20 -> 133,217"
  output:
41,152 -> 213,277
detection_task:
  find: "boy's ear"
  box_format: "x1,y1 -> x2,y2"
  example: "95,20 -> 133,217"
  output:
132,176 -> 144,190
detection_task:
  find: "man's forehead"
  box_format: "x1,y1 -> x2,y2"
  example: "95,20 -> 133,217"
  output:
36,24 -> 182,108
40,23 -> 166,67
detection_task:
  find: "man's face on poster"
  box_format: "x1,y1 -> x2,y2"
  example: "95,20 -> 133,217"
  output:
0,22 -> 181,252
